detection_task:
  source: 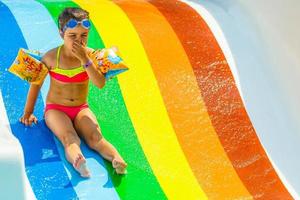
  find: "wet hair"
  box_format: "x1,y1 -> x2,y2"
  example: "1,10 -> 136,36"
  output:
58,7 -> 89,31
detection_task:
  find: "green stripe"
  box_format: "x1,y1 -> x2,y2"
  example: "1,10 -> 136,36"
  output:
36,1 -> 167,199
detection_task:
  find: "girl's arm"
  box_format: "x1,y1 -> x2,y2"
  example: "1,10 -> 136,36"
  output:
81,55 -> 106,89
20,82 -> 43,126
23,83 -> 42,114
72,43 -> 106,89
20,54 -> 49,126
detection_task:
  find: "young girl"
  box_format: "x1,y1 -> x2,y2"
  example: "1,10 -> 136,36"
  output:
19,7 -> 127,177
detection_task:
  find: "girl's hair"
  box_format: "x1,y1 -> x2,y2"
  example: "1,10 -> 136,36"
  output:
58,7 -> 89,31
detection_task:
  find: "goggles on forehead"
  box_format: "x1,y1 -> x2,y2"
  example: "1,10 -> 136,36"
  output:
62,18 -> 91,33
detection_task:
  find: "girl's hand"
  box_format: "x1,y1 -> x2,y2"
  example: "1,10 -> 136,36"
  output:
88,49 -> 101,61
71,41 -> 89,63
19,112 -> 38,126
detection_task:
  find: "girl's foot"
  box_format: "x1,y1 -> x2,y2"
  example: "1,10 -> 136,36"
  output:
73,154 -> 90,178
112,157 -> 127,174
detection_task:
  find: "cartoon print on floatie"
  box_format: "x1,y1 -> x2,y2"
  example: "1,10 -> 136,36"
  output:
88,46 -> 129,79
8,48 -> 48,85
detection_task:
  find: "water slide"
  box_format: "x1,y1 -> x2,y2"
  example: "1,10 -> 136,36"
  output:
0,0 -> 299,199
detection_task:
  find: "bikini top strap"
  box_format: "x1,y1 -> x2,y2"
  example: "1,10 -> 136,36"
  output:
55,45 -> 62,69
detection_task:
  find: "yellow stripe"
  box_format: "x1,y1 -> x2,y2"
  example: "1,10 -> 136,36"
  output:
74,0 -> 207,199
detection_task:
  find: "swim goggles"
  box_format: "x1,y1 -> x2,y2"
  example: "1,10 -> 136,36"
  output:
62,18 -> 91,32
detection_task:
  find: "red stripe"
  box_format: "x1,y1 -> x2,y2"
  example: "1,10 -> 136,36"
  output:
149,0 -> 292,199
49,71 -> 89,83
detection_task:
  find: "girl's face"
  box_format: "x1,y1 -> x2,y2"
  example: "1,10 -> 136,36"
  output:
62,25 -> 89,52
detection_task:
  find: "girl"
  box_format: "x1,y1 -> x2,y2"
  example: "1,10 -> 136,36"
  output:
19,7 -> 127,177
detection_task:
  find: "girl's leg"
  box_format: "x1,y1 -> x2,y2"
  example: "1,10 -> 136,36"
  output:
44,109 -> 90,177
74,108 -> 127,174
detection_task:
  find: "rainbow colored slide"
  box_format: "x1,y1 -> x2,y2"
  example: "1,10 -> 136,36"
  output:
1,0 -> 299,199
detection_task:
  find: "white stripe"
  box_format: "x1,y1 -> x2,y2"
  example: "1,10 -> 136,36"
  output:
0,89 -> 36,200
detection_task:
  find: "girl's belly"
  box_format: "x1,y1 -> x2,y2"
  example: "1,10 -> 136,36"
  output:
46,78 -> 89,106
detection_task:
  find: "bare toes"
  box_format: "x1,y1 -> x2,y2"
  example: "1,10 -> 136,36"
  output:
74,154 -> 83,168
73,154 -> 90,178
116,167 -> 127,175
112,158 -> 127,174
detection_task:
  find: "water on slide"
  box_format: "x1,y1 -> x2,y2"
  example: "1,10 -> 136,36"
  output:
0,0 -> 299,199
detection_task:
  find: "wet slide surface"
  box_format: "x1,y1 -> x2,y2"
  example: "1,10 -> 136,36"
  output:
0,0 -> 295,199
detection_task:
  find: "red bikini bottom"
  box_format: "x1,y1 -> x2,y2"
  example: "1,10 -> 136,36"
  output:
44,102 -> 89,121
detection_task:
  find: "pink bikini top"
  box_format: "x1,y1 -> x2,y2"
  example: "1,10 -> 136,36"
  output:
49,45 -> 89,83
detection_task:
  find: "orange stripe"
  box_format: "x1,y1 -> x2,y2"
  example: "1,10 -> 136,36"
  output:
115,1 -> 253,199
148,0 -> 293,199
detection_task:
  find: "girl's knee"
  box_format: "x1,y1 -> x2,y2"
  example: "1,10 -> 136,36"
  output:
86,130 -> 103,149
61,131 -> 81,147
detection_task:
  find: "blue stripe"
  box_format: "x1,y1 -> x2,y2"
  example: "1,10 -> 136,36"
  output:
2,1 -> 120,199
0,1 -> 77,199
